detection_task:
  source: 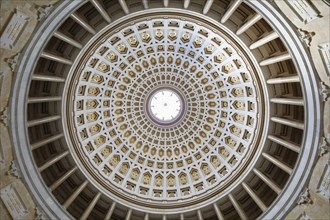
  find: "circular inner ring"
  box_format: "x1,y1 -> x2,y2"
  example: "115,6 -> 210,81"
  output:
146,87 -> 185,126
63,12 -> 266,211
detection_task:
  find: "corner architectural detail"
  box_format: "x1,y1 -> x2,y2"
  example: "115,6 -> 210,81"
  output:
5,53 -> 20,73
318,42 -> 330,76
7,160 -> 20,178
297,188 -> 312,205
0,9 -> 29,50
34,207 -> 46,220
320,82 -> 330,101
298,211 -> 312,220
0,71 -> 4,92
285,0 -> 322,24
0,107 -> 9,127
322,0 -> 330,7
298,28 -> 315,47
35,4 -> 53,21
316,162 -> 330,199
319,137 -> 330,156
0,184 -> 29,219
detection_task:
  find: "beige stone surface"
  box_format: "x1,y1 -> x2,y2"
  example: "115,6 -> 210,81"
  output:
0,181 -> 39,220
285,189 -> 330,220
325,100 -> 330,141
274,0 -> 330,86
0,0 -> 60,108
0,1 -> 58,219
0,201 -> 11,220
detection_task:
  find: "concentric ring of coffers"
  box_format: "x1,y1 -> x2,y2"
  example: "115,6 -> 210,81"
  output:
65,15 -> 264,206
9,0 -> 322,218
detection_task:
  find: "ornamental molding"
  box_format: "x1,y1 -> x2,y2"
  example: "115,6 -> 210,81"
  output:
0,9 -> 29,50
285,0 -> 322,24
298,28 -> 315,47
34,206 -> 46,220
35,4 -> 54,21
298,211 -> 312,220
319,82 -> 330,101
5,53 -> 21,73
0,107 -> 9,127
0,183 -> 29,219
316,162 -> 330,199
318,137 -> 330,157
297,188 -> 312,205
7,160 -> 21,178
318,43 -> 330,77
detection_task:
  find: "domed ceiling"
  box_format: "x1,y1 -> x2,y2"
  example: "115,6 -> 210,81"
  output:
8,0 -> 323,220
65,14 -> 265,209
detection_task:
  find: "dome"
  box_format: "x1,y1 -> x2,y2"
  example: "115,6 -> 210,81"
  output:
64,13 -> 266,212
1,0 -> 329,220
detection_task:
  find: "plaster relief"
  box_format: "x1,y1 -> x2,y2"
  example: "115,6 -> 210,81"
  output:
0,107 -> 9,127
320,82 -> 330,102
298,211 -> 311,220
0,9 -> 29,50
0,138 -> 4,164
318,42 -> 330,76
0,72 -> 3,89
298,28 -> 315,47
34,206 -> 46,220
35,4 -> 54,21
318,137 -> 329,156
316,162 -> 330,199
0,184 -> 28,219
5,53 -> 20,73
297,188 -> 312,205
285,0 -> 322,24
7,160 -> 21,178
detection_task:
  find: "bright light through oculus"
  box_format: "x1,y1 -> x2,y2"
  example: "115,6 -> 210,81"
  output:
150,90 -> 181,122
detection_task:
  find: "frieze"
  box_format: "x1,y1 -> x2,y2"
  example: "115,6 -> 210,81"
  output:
285,0 -> 322,23
320,82 -> 330,102
316,162 -> 330,199
35,4 -> 54,21
7,160 -> 21,178
0,9 -> 29,50
298,28 -> 315,47
318,42 -> 330,76
5,53 -> 21,73
297,188 -> 312,205
0,183 -> 29,219
298,211 -> 312,220
34,206 -> 46,220
318,137 -> 329,156
0,107 -> 9,127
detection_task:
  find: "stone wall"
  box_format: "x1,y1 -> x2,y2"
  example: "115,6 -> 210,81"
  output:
0,1 -> 59,219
